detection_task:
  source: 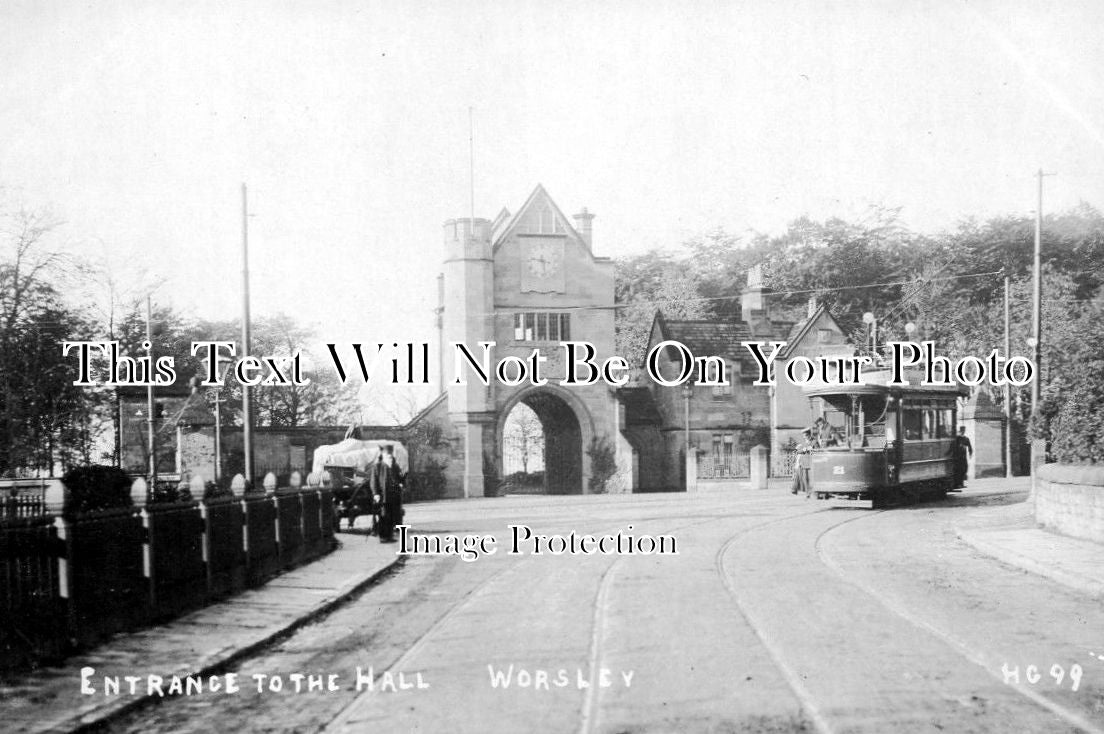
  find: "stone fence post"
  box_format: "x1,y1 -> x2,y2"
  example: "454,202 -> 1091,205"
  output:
750,445 -> 769,490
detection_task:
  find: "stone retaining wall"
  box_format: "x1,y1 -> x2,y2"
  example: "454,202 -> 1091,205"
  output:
1036,463 -> 1104,543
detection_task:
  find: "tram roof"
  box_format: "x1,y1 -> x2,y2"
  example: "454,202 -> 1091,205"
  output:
801,369 -> 969,399
803,383 -> 968,398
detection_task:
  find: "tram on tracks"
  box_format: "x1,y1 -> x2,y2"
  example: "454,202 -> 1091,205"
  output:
801,371 -> 969,507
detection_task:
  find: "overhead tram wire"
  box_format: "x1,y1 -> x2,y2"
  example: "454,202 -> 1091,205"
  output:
877,253 -> 964,326
464,269 -> 1007,319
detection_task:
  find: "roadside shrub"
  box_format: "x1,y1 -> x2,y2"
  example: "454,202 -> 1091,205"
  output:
60,465 -> 133,516
483,452 -> 500,497
204,480 -> 234,500
150,480 -> 190,504
1035,365 -> 1104,464
407,457 -> 448,502
586,436 -> 618,494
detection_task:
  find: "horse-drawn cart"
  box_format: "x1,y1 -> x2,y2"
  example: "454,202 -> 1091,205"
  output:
313,432 -> 408,532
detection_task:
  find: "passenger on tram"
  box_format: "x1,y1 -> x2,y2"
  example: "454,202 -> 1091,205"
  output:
813,417 -> 840,447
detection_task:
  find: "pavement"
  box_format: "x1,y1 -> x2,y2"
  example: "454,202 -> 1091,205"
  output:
954,481 -> 1104,598
0,526 -> 403,734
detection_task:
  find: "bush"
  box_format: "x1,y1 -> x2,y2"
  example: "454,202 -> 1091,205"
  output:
505,470 -> 544,487
150,479 -> 192,504
204,480 -> 234,500
1035,364 -> 1104,464
586,436 -> 618,494
482,452 -> 500,497
407,457 -> 448,502
60,465 -> 134,516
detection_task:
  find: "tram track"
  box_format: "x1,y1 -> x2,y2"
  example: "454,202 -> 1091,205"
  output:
324,494 -> 803,734
713,506 -> 839,734
580,497 -> 834,734
814,508 -> 1104,734
711,489 -> 1076,734
104,490 -> 1077,734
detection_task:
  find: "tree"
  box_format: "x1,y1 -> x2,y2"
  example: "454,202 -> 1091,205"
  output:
757,210 -> 920,335
615,249 -> 711,367
0,204 -> 96,476
503,403 -> 544,474
180,313 -> 358,429
684,228 -> 770,322
246,313 -> 350,427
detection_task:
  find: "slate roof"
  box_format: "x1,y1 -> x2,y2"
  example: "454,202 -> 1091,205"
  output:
650,304 -> 854,371
652,314 -> 759,369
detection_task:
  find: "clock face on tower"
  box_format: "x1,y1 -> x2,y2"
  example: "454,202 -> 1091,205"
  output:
527,243 -> 561,278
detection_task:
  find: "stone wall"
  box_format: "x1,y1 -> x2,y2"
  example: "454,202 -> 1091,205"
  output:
1035,463 -> 1104,543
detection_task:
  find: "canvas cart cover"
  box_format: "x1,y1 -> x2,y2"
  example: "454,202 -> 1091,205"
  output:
312,439 -> 409,475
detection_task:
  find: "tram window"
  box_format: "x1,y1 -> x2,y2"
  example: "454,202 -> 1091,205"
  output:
903,408 -> 923,440
922,410 -> 934,439
858,395 -> 888,447
936,409 -> 954,438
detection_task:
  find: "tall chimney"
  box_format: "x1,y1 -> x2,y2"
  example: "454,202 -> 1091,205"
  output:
741,264 -> 772,336
573,208 -> 595,249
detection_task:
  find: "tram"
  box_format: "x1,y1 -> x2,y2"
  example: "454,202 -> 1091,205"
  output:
801,371 -> 968,507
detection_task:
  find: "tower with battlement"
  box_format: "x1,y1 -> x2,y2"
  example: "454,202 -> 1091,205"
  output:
433,185 -> 626,497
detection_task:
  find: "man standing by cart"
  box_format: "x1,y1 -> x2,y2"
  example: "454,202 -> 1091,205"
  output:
371,444 -> 405,543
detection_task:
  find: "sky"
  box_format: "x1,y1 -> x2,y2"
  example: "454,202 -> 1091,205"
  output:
2,0 -> 1103,361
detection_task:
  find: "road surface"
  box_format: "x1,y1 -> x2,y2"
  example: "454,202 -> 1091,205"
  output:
104,483 -> 1104,733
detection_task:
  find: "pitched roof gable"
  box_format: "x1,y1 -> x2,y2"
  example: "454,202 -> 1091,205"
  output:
780,304 -> 851,358
493,184 -> 587,252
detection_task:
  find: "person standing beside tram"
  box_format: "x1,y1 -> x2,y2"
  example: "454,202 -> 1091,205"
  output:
954,426 -> 973,489
791,428 -> 815,496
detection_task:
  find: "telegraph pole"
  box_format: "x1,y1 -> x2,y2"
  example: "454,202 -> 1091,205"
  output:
1030,169 -> 1055,485
1031,169 -> 1054,414
146,295 -> 156,485
241,184 -> 254,485
469,106 -> 475,230
1003,269 -> 1012,478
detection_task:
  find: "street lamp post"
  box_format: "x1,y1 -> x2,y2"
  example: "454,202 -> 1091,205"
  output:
194,360 -> 230,484
863,312 -> 877,355
211,388 -> 224,484
135,407 -> 156,490
683,384 -> 692,458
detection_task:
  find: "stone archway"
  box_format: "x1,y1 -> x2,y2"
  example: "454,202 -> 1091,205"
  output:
496,386 -> 593,495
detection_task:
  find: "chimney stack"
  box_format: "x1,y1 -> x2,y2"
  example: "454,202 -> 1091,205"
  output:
741,265 -> 773,336
573,208 -> 595,249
